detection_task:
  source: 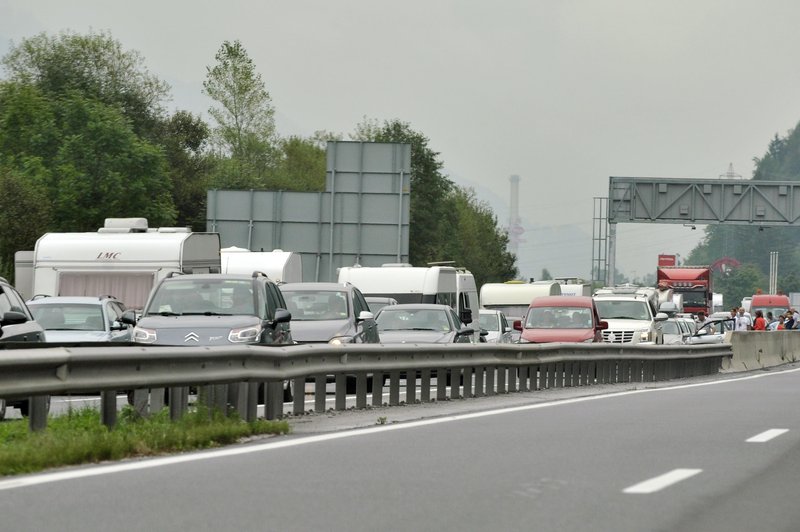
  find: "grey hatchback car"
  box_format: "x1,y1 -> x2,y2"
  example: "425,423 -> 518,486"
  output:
280,282 -> 379,345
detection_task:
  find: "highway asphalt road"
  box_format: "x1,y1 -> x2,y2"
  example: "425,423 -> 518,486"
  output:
3,365 -> 800,531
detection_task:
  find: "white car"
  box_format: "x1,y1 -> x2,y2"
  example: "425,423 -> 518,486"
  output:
686,318 -> 733,344
478,309 -> 513,343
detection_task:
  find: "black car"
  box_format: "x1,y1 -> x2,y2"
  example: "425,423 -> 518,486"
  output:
122,271 -> 293,400
0,276 -> 46,419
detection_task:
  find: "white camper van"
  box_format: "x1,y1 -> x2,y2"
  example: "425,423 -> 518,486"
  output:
337,263 -> 479,330
220,247 -> 303,283
23,218 -> 220,309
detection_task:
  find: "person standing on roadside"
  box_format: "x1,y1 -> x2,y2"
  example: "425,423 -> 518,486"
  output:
776,314 -> 786,330
735,307 -> 751,331
753,310 -> 767,331
784,312 -> 795,330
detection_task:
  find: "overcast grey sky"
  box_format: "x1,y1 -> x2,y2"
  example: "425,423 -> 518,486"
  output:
2,1 -> 800,281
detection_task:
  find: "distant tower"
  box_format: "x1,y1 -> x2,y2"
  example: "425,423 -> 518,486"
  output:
720,163 -> 742,179
508,175 -> 525,255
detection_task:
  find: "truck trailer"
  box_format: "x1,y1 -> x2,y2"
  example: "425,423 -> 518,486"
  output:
20,218 -> 220,309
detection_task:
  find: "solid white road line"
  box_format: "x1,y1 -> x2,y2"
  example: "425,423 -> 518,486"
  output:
4,367 -> 800,491
623,469 -> 703,494
746,429 -> 789,443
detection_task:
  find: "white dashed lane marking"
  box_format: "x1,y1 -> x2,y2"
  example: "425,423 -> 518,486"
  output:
746,429 -> 789,443
623,469 -> 703,494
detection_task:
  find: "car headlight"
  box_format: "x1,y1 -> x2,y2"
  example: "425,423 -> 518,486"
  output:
639,330 -> 651,342
329,336 -> 354,345
133,327 -> 157,344
229,325 -> 262,343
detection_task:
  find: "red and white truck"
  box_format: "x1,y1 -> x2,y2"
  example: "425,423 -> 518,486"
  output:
656,266 -> 712,316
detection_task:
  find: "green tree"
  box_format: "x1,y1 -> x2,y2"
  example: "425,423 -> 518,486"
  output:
270,136 -> 326,191
714,263 -> 767,309
203,40 -> 279,188
0,165 -> 51,279
158,111 -> 213,230
2,30 -> 170,140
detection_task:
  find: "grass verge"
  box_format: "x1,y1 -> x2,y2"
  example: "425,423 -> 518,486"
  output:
0,405 -> 290,476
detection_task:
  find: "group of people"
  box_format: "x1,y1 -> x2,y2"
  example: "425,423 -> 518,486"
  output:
723,306 -> 800,331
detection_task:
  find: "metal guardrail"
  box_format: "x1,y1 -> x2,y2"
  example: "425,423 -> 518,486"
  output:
0,342 -> 732,431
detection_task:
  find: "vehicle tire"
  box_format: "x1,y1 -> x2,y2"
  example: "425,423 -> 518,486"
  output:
0,399 -> 6,421
283,380 -> 294,403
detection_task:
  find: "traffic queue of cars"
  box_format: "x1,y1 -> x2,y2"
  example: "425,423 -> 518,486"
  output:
0,269 -> 742,420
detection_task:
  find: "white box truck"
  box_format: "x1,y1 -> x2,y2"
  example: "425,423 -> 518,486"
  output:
220,247 -> 303,283
21,218 -> 220,309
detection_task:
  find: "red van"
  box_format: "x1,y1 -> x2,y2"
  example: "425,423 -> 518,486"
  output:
514,295 -> 607,343
750,294 -> 790,319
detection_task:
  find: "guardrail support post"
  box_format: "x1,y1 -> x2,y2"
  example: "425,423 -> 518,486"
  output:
335,375 -> 346,411
373,372 -> 385,406
27,396 -> 49,432
292,378 -> 305,414
231,383 -> 248,420
314,375 -> 326,412
265,381 -> 282,420
389,371 -> 401,406
404,371 -> 416,404
246,382 -> 259,422
420,369 -> 431,403
356,373 -> 368,408
100,390 -> 117,429
436,368 -> 447,401
496,366 -> 506,394
462,367 -> 473,398
169,387 -> 188,422
213,384 -> 228,416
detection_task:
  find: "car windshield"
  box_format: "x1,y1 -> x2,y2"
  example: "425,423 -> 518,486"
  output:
376,309 -> 452,332
145,279 -> 255,316
524,306 -> 592,329
29,303 -> 105,331
282,290 -> 349,321
478,313 -> 499,331
595,300 -> 651,321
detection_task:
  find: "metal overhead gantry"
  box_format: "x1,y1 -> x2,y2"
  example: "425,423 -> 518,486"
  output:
599,177 -> 800,286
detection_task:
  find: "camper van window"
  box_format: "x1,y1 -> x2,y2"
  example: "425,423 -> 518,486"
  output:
59,272 -> 154,310
436,292 -> 456,308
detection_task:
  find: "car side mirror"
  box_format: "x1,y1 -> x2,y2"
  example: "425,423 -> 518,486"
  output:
654,312 -> 669,322
271,308 -> 291,326
111,319 -> 127,331
480,328 -> 489,337
513,320 -> 522,331
2,311 -> 28,326
357,310 -> 374,322
597,320 -> 609,330
120,310 -> 138,325
457,327 -> 474,336
460,308 -> 473,325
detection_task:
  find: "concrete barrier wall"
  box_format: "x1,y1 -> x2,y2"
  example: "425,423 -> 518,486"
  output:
726,331 -> 800,372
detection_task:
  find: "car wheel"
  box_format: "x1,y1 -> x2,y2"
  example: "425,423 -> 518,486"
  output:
283,380 -> 294,403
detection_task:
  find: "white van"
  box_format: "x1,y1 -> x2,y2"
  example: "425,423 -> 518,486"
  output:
337,263 -> 478,328
220,247 -> 303,283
